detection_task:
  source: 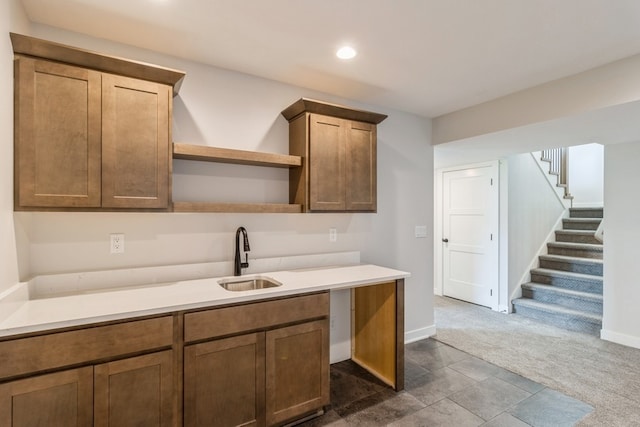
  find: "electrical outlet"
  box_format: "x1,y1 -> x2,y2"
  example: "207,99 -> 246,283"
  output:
329,228 -> 337,242
110,233 -> 125,254
330,316 -> 336,330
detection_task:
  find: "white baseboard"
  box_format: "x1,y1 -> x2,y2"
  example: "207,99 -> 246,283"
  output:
600,329 -> 640,350
405,325 -> 436,344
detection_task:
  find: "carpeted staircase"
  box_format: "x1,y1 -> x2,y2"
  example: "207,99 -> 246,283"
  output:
512,207 -> 603,335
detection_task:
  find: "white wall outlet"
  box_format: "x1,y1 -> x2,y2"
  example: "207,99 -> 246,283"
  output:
415,225 -> 427,238
110,233 -> 125,254
329,228 -> 337,242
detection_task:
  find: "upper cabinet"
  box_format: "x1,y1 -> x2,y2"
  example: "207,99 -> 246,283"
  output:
282,98 -> 387,212
11,33 -> 184,211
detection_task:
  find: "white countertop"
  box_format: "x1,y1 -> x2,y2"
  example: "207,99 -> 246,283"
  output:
0,264 -> 409,338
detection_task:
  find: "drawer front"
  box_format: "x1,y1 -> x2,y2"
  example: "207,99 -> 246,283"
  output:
184,292 -> 329,343
0,316 -> 173,381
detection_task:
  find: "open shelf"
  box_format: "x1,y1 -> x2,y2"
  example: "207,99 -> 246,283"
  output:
172,202 -> 302,214
173,143 -> 302,168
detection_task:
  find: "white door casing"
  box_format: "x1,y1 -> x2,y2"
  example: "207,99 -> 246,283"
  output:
442,163 -> 499,308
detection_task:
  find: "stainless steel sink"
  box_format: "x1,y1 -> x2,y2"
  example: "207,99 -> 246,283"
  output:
218,276 -> 282,292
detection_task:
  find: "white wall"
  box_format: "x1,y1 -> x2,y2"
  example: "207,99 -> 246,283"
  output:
568,143 -> 604,207
11,25 -> 434,341
432,53 -> 640,144
601,141 -> 640,348
507,153 -> 566,303
0,0 -> 30,294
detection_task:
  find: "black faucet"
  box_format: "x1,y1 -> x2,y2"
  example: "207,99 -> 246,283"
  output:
234,226 -> 250,276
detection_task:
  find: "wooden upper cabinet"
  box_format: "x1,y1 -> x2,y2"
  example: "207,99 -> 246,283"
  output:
282,98 -> 386,213
309,114 -> 346,211
11,33 -> 183,211
15,57 -> 102,208
102,74 -> 170,208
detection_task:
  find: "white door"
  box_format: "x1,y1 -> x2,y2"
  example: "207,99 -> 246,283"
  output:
442,163 -> 498,308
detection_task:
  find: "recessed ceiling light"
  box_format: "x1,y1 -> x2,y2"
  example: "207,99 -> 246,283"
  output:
336,46 -> 357,60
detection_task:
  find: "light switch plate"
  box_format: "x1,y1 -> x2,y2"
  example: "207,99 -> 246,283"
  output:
414,226 -> 427,238
329,228 -> 337,242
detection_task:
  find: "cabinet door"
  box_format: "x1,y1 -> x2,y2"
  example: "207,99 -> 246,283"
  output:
14,57 -> 101,208
184,333 -> 265,427
266,320 -> 329,426
309,114 -> 346,211
94,350 -> 174,427
102,74 -> 170,209
0,366 -> 93,427
345,121 -> 376,211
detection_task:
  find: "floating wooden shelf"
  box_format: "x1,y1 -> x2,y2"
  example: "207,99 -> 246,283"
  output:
172,202 -> 302,214
173,143 -> 302,168
10,33 -> 186,96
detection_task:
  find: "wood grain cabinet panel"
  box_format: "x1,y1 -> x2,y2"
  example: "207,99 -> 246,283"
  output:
102,74 -> 170,208
283,99 -> 385,213
265,319 -> 329,426
0,366 -> 93,427
14,56 -> 101,208
184,333 -> 265,427
94,351 -> 174,427
14,55 -> 172,211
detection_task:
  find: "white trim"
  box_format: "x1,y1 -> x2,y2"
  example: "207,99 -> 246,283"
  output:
498,304 -> 509,313
435,160 -> 503,311
601,329 -> 640,350
405,325 -> 436,343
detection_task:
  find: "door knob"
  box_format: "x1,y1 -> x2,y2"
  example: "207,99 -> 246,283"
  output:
442,238 -> 449,243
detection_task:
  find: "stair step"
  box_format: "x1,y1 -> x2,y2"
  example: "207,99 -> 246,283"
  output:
570,207 -> 603,219
555,230 -> 600,244
530,268 -> 603,294
563,218 -> 601,231
512,298 -> 602,335
539,254 -> 603,276
547,242 -> 603,259
522,282 -> 603,314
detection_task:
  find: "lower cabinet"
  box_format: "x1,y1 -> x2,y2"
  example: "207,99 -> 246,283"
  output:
183,292 -> 330,427
266,320 -> 329,426
0,350 -> 173,427
184,333 -> 265,427
94,351 -> 174,427
0,366 -> 93,427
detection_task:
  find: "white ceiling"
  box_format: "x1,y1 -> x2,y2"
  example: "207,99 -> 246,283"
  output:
19,0 -> 640,118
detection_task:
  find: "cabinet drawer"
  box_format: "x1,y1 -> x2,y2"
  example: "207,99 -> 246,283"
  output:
0,316 -> 173,380
184,292 -> 329,343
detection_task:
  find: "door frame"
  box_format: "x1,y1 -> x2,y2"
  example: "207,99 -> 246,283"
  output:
434,160 -> 508,312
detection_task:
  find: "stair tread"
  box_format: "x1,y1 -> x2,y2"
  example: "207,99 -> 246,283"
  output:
556,230 -> 597,235
531,268 -> 603,282
522,282 -> 603,300
548,242 -> 602,250
512,298 -> 603,321
564,218 -> 602,222
539,254 -> 603,264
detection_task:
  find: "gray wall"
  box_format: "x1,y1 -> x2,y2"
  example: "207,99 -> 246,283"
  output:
6,20 -> 435,341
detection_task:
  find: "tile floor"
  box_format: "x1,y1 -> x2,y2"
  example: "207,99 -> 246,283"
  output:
299,338 -> 593,426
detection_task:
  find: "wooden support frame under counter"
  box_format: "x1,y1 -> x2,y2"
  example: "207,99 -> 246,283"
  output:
351,279 -> 405,391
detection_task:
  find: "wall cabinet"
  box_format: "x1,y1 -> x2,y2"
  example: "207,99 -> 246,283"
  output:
282,98 -> 387,212
183,292 -> 330,426
11,33 -> 184,211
